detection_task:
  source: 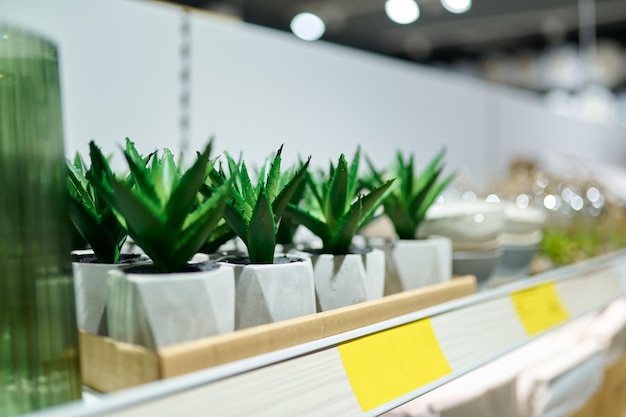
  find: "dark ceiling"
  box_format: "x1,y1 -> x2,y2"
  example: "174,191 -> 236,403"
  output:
166,0 -> 626,65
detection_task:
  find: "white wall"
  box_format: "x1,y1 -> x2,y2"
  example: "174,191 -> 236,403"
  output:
1,0 -> 181,162
2,0 -> 625,183
189,15 -> 489,179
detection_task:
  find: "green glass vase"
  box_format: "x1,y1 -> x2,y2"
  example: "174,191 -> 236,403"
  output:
0,23 -> 82,415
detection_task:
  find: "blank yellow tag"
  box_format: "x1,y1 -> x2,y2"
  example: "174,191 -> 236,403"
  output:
338,318 -> 452,412
511,281 -> 570,336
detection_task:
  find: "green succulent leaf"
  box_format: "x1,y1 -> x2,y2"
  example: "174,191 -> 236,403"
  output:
95,179 -> 166,245
222,205 -> 251,245
67,196 -> 119,264
305,171 -> 325,214
326,178 -> 395,253
247,187 -> 276,264
122,139 -> 160,206
385,196 -> 416,239
416,171 -> 456,221
88,141 -> 117,214
199,221 -> 236,254
165,142 -> 211,231
238,162 -> 257,208
73,152 -> 84,173
285,205 -> 331,243
169,176 -> 233,271
412,148 -> 446,196
347,147 -> 361,200
272,157 -> 311,222
325,154 -> 349,229
158,149 -> 181,203
265,144 -> 283,202
66,163 -> 94,211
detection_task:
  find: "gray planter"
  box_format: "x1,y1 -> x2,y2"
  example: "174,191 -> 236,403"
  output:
372,236 -> 452,295
107,262 -> 235,349
72,250 -> 148,335
219,254 -> 316,330
298,248 -> 386,312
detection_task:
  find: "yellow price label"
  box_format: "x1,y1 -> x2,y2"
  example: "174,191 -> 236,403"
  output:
338,318 -> 452,412
511,281 -> 570,336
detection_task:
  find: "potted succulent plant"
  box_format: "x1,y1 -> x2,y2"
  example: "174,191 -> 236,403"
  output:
203,146 -> 316,329
363,148 -> 456,294
89,139 -> 235,349
66,141 -> 149,334
285,148 -> 395,311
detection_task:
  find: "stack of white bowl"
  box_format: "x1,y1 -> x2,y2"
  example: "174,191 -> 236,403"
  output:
420,200 -> 505,289
492,203 -> 547,281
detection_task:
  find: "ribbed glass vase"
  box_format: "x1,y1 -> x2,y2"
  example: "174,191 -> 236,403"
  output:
0,23 -> 82,416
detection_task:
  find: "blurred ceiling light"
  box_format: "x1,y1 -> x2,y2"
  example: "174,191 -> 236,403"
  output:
385,0 -> 420,25
441,0 -> 471,14
290,12 -> 326,41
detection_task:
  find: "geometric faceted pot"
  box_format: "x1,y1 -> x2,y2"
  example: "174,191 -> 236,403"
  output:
300,247 -> 386,312
218,254 -> 316,330
373,236 -> 452,295
71,250 -> 148,335
106,261 -> 235,350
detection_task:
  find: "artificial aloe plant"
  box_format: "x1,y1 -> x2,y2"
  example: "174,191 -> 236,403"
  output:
89,139 -> 232,273
275,164 -> 308,245
203,145 -> 310,264
364,148 -> 456,240
66,141 -> 133,264
285,148 -> 395,255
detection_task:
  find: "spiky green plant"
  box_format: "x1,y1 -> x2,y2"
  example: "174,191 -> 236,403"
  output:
285,148 -> 395,255
203,145 -> 310,264
275,164 -> 308,245
66,141 -> 134,263
364,148 -> 456,240
89,139 -> 232,273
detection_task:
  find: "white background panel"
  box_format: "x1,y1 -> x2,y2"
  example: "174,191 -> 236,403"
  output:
3,0 -> 626,183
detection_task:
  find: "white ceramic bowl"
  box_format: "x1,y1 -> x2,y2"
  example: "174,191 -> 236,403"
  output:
503,203 -> 547,235
421,201 -> 505,243
492,243 -> 538,279
502,230 -> 543,246
452,249 -> 502,289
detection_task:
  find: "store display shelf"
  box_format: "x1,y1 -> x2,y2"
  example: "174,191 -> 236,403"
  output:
28,250 -> 626,417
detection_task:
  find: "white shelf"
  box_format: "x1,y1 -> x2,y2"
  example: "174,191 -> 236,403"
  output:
27,250 -> 626,417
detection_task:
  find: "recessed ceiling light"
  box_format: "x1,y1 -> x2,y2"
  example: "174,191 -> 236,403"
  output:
441,0 -> 472,14
385,0 -> 420,25
290,12 -> 326,41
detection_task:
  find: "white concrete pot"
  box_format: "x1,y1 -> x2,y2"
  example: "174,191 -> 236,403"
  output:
300,248 -> 385,312
107,261 -> 235,350
372,236 -> 452,295
71,250 -> 148,335
218,254 -> 316,330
